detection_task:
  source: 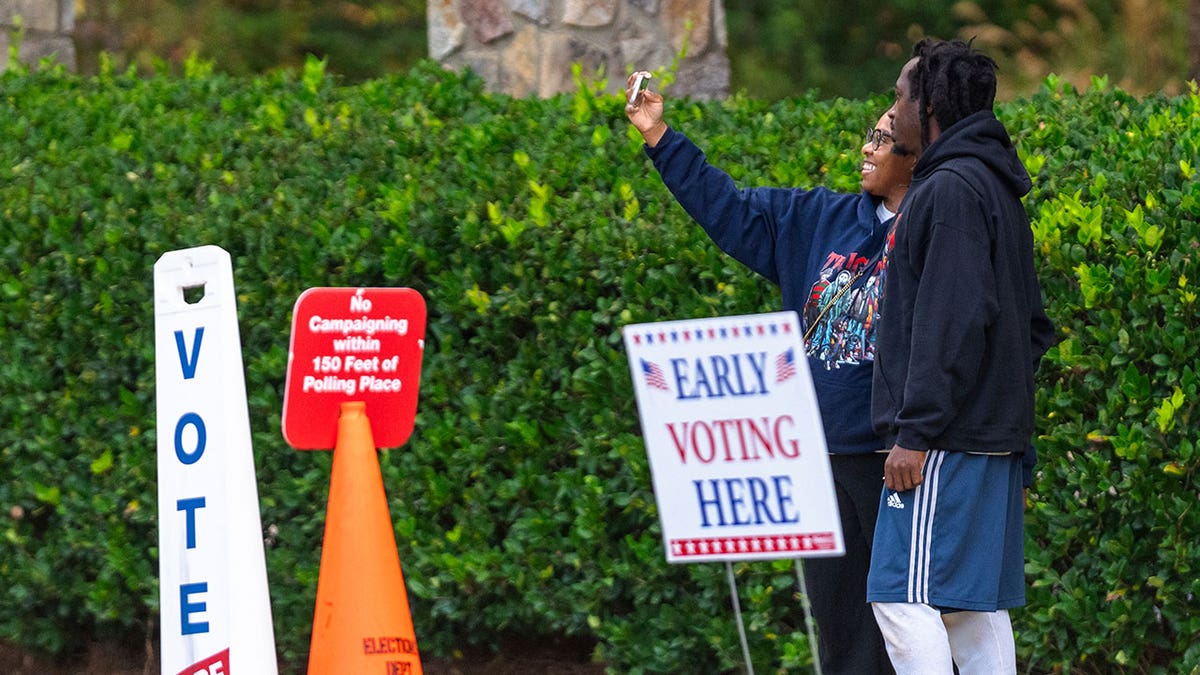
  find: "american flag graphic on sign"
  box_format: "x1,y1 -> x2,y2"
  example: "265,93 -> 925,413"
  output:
641,359 -> 670,391
775,348 -> 797,383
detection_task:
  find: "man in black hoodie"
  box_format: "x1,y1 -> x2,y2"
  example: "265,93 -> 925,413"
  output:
865,39 -> 1056,674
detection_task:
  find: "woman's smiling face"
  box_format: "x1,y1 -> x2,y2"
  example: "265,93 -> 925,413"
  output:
861,112 -> 913,211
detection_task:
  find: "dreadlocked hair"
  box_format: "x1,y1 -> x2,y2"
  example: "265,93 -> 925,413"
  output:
908,38 -> 998,149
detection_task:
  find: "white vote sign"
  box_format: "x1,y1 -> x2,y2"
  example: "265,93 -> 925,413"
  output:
154,246 -> 278,675
623,311 -> 844,564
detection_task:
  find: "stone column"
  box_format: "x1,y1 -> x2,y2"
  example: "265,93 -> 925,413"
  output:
430,0 -> 728,100
0,0 -> 75,70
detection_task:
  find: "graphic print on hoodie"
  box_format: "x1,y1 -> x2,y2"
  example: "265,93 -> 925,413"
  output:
803,217 -> 897,370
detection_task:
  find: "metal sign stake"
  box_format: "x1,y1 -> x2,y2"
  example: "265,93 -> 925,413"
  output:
793,559 -> 824,675
726,561 -> 756,675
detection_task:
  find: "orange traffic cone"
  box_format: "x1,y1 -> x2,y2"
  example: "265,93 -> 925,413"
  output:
308,401 -> 423,675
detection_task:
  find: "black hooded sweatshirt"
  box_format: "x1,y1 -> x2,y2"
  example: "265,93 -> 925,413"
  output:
871,110 -> 1056,453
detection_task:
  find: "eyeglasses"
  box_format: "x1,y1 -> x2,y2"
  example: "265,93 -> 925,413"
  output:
865,128 -> 895,151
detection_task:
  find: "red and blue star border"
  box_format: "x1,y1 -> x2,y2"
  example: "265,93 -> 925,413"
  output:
629,319 -> 794,346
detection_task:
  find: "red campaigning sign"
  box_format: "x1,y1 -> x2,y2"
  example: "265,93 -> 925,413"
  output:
283,287 -> 427,449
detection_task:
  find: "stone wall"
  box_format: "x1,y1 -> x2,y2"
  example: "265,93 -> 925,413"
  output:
0,0 -> 74,70
429,0 -> 729,100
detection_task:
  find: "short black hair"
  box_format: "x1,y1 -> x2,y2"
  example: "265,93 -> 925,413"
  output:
908,38 -> 998,148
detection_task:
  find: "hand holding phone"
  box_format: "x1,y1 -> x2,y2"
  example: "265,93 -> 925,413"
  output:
625,70 -> 667,147
628,71 -> 652,105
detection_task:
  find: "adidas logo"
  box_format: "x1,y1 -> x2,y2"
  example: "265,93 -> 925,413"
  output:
887,492 -> 904,509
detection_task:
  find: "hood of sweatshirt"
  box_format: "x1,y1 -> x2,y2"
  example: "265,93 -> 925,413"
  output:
913,110 -> 1032,199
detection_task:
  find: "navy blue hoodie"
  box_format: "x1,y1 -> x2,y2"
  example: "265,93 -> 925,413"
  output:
871,111 -> 1055,453
646,127 -> 893,455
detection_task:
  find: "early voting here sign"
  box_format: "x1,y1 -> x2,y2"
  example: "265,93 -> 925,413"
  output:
623,312 -> 844,564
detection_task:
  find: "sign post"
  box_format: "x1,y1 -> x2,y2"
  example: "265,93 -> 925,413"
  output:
623,311 -> 843,673
154,245 -> 279,675
282,287 -> 427,675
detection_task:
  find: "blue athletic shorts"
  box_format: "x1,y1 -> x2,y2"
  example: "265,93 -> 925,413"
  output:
866,450 -> 1026,611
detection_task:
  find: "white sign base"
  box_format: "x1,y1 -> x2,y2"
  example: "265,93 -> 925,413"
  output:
154,246 -> 278,674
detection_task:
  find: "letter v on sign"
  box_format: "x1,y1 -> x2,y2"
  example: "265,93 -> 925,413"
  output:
175,327 -> 204,380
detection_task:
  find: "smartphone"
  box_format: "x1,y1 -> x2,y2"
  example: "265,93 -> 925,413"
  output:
629,72 -> 651,105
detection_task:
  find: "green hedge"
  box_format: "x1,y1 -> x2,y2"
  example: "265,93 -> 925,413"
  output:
0,57 -> 1197,673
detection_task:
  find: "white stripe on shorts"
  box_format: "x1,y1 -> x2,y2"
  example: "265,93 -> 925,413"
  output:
907,450 -> 946,604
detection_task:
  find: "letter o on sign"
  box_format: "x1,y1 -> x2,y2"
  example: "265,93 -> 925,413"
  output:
174,412 -> 207,465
